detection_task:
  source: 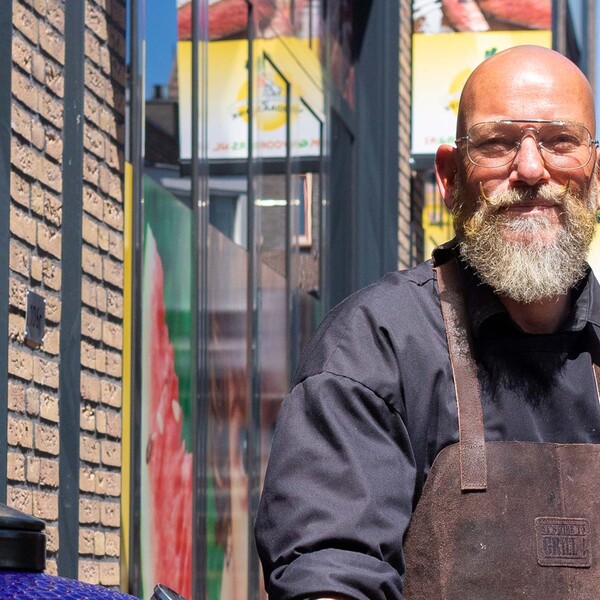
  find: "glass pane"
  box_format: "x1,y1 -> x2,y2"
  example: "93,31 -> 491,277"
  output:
139,1 -> 193,598
207,226 -> 249,600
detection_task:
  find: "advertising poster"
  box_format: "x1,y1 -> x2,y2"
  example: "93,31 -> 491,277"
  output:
412,0 -> 552,157
140,176 -> 194,600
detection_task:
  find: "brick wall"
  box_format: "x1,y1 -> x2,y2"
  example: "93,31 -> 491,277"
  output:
398,0 -> 413,268
7,0 -> 125,585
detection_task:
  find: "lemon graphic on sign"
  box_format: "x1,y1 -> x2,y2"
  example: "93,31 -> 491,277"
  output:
233,64 -> 292,132
447,68 -> 471,115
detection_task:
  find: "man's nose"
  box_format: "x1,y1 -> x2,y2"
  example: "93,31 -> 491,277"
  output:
511,134 -> 550,186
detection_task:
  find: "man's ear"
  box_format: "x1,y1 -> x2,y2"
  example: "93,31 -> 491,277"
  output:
435,145 -> 458,211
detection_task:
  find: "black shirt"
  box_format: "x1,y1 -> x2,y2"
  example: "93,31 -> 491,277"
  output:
255,246 -> 600,600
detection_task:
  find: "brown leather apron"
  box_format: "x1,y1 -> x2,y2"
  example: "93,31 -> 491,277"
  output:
403,257 -> 600,599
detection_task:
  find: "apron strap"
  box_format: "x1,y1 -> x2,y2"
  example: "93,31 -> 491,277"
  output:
436,257 -> 488,491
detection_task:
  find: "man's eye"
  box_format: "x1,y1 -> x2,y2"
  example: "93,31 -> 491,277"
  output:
542,135 -> 580,152
473,137 -> 514,152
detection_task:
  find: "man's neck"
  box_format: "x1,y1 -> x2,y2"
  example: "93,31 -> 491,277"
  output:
499,292 -> 572,334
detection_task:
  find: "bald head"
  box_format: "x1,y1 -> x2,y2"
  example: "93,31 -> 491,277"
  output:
457,46 -> 596,137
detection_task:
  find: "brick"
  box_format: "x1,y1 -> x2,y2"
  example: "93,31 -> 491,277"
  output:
12,136 -> 41,180
9,347 -> 34,381
26,387 -> 39,415
8,486 -> 33,515
87,3 -> 108,41
8,381 -> 26,412
103,257 -> 123,288
84,92 -> 101,128
8,313 -> 26,344
85,63 -> 106,99
96,470 -> 120,497
99,561 -> 120,586
33,355 -> 59,388
95,408 -> 106,434
40,156 -> 62,192
35,423 -> 59,455
7,452 -> 26,482
31,51 -> 45,83
79,528 -> 95,554
43,294 -> 61,324
10,170 -> 31,208
105,532 -> 120,557
85,30 -> 100,65
12,70 -> 38,113
99,105 -> 117,139
105,350 -> 122,377
96,286 -> 107,311
84,126 -> 105,158
79,560 -> 100,585
46,525 -> 59,553
39,458 -> 59,487
40,392 -> 59,422
101,440 -> 121,467
37,222 -> 62,258
9,277 -> 28,312
26,456 -> 40,483
96,348 -> 107,373
79,498 -> 100,525
43,189 -> 62,226
14,3 -> 39,44
81,404 -> 95,432
80,434 -> 100,464
46,0 -> 64,34
45,62 -> 64,98
83,153 -> 99,185
45,128 -> 63,161
108,230 -> 123,260
100,500 -> 120,527
106,290 -> 123,318
39,90 -> 63,129
83,186 -> 104,219
81,371 -> 101,402
8,416 -> 34,449
98,224 -> 109,252
106,410 -> 122,439
9,240 -> 30,277
46,559 -> 58,576
82,246 -> 102,280
94,531 -> 105,556
10,205 -> 36,246
81,340 -> 96,370
31,183 -> 44,216
33,490 -> 58,520
82,309 -> 102,341
13,36 -> 33,73
40,23 -> 65,64
80,467 -> 96,494
82,215 -> 99,247
41,257 -> 61,290
12,103 -> 33,142
29,256 -> 44,283
108,23 -> 126,58
41,327 -> 60,355
81,278 -> 97,309
102,320 -> 122,350
101,380 -> 121,408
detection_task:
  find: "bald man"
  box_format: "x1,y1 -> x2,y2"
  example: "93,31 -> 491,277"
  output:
255,46 -> 600,599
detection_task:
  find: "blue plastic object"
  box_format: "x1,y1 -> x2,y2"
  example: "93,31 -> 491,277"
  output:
0,571 -> 139,599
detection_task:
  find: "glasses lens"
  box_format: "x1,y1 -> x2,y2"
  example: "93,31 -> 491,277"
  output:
466,122 -> 522,167
466,121 -> 593,169
538,123 -> 592,169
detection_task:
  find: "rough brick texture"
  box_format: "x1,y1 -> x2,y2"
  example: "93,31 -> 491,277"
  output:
7,0 -> 125,588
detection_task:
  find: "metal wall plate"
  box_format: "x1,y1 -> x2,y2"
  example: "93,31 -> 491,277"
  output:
25,291 -> 45,349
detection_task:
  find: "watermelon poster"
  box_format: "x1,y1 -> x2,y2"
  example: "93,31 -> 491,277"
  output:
140,176 -> 194,599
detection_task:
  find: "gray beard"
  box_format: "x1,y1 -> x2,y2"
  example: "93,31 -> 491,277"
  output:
453,182 -> 597,304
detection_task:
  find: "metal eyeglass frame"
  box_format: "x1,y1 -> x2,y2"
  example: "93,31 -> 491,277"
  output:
455,119 -> 599,170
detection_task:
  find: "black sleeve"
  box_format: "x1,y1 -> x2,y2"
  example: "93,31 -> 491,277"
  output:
254,371 -> 416,600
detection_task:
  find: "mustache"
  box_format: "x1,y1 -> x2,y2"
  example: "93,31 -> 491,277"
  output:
478,179 -> 572,209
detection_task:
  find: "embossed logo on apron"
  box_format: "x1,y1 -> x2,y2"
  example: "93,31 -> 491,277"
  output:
535,517 -> 592,567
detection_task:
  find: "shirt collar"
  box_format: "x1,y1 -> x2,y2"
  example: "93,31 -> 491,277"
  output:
432,238 -> 600,335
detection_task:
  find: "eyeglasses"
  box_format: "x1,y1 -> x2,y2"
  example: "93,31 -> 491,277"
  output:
455,120 -> 599,170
